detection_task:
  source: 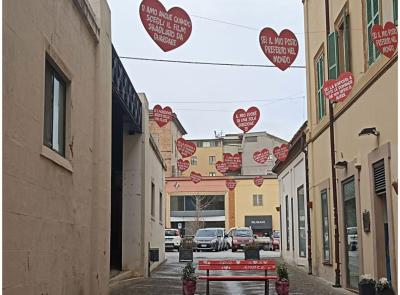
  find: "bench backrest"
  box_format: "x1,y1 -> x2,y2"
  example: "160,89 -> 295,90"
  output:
198,260 -> 276,271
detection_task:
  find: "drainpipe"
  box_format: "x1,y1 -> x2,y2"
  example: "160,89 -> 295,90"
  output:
304,136 -> 312,275
324,0 -> 341,288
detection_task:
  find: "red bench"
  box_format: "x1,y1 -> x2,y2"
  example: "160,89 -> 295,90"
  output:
198,260 -> 277,295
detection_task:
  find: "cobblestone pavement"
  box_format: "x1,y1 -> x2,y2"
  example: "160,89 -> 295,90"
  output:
110,250 -> 354,295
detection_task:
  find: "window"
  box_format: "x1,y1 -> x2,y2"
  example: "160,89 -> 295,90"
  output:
202,141 -> 210,148
159,192 -> 163,222
285,195 -> 290,250
170,196 -> 184,211
209,172 -> 216,176
191,156 -> 197,165
245,136 -> 257,143
330,9 -> 351,77
366,0 -> 380,65
151,182 -> 155,217
209,156 -> 216,165
316,54 -> 326,120
394,0 -> 398,25
253,194 -> 263,206
170,195 -> 225,211
321,189 -> 331,263
44,60 -> 67,156
373,160 -> 386,196
297,186 -> 306,257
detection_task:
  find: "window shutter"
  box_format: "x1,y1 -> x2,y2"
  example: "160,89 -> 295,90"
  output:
343,11 -> 351,71
373,160 -> 386,196
394,0 -> 398,25
328,32 -> 339,79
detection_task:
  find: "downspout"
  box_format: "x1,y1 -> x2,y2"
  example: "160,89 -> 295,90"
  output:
304,135 -> 312,275
324,0 -> 341,288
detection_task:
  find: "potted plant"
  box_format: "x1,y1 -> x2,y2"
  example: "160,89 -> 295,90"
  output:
244,241 -> 260,260
359,274 -> 376,295
275,263 -> 289,295
376,278 -> 395,295
182,262 -> 197,295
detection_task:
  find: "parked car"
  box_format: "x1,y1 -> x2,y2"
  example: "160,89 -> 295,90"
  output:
228,227 -> 254,252
254,233 -> 273,251
164,228 -> 182,251
193,228 -> 223,251
271,230 -> 280,251
208,228 -> 228,251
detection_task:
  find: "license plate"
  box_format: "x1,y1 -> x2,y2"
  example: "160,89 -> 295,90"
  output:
201,244 -> 207,247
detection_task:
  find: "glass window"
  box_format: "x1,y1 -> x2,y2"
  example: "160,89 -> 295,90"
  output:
184,196 -> 196,211
366,0 -> 380,65
297,186 -> 306,257
151,182 -> 155,216
285,195 -> 290,250
159,192 -> 163,222
321,189 -> 331,263
203,141 -> 210,148
253,194 -> 263,206
199,195 -> 224,210
394,0 -> 398,25
44,60 -> 67,156
316,54 -> 326,120
209,156 -> 216,165
170,196 -> 184,211
191,156 -> 197,165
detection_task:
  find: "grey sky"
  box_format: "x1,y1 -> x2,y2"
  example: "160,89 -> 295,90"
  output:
109,0 -> 306,141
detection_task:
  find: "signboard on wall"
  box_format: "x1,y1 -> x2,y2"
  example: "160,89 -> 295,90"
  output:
245,215 -> 272,230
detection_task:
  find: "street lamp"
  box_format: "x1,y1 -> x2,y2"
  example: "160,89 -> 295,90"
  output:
334,161 -> 348,169
358,127 -> 380,137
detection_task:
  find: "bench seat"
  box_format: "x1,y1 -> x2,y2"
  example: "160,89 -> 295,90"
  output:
199,275 -> 278,281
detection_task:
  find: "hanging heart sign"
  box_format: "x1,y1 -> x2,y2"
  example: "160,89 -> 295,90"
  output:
177,159 -> 190,172
153,104 -> 173,127
273,144 -> 289,162
216,161 -> 229,174
371,21 -> 398,58
322,72 -> 354,103
226,179 -> 237,191
259,28 -> 299,71
176,138 -> 196,158
253,148 -> 269,164
254,176 -> 264,187
139,0 -> 192,52
224,153 -> 242,171
233,107 -> 260,133
190,171 -> 202,184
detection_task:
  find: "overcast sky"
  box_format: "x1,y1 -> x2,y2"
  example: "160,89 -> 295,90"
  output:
109,0 -> 307,141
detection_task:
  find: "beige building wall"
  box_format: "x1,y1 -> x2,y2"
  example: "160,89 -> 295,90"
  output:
304,0 -> 397,290
3,0 -> 112,294
182,144 -> 224,177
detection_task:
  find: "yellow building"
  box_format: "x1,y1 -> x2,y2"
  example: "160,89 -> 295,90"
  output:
303,0 -> 397,291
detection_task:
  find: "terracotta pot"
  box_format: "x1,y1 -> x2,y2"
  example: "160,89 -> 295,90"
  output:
182,279 -> 196,295
275,280 -> 289,295
358,282 -> 376,295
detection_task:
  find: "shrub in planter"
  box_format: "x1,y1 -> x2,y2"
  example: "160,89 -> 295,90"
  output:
376,277 -> 395,295
275,263 -> 289,295
244,241 -> 260,260
182,262 -> 197,295
359,274 -> 376,295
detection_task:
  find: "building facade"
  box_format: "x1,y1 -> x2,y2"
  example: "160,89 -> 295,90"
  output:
303,0 -> 397,291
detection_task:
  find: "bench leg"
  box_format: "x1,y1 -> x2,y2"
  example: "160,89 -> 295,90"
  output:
206,270 -> 210,295
264,270 -> 269,295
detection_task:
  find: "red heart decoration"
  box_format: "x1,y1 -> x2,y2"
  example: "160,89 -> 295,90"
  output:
139,0 -> 192,52
273,144 -> 289,162
253,148 -> 270,164
259,28 -> 299,71
322,72 -> 354,103
233,107 -> 260,133
153,104 -> 173,127
254,176 -> 264,187
176,138 -> 196,158
371,21 -> 398,58
216,161 -> 229,174
226,179 -> 237,191
190,171 -> 202,184
177,159 -> 190,172
223,153 -> 242,171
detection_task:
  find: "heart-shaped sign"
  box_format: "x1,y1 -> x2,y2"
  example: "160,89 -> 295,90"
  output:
190,171 -> 202,184
254,176 -> 264,187
259,28 -> 299,71
253,148 -> 270,164
177,159 -> 190,172
224,153 -> 242,171
176,138 -> 196,158
273,144 -> 289,162
226,179 -> 237,191
153,104 -> 173,127
371,21 -> 398,58
139,0 -> 192,52
216,161 -> 229,174
322,72 -> 354,103
233,107 -> 260,133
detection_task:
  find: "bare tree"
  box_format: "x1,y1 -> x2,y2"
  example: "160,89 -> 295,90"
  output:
185,195 -> 216,235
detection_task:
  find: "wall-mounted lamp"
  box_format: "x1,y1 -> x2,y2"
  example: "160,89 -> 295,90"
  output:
359,127 -> 380,137
334,161 -> 348,169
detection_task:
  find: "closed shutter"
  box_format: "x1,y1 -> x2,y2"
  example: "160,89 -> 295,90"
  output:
328,32 -> 339,79
394,0 -> 398,25
373,160 -> 386,196
343,12 -> 351,71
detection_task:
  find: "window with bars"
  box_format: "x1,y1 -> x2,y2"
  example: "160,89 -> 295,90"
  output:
316,54 -> 326,120
253,194 -> 263,206
366,0 -> 380,65
373,160 -> 386,196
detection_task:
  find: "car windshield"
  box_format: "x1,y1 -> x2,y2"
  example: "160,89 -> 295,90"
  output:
234,229 -> 252,237
196,229 -> 217,237
165,230 -> 178,236
273,232 -> 280,238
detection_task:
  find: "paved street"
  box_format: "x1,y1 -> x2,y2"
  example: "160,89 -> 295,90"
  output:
110,250 -> 354,295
